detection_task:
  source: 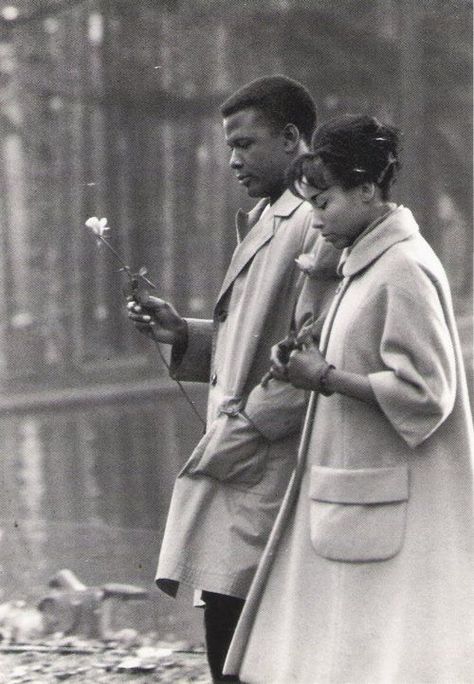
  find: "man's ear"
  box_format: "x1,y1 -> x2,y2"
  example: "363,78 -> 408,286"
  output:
360,182 -> 376,202
282,123 -> 300,152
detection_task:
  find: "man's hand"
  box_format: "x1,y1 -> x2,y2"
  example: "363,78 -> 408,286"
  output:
127,295 -> 187,346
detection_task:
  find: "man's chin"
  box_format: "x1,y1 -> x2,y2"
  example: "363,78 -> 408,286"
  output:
245,185 -> 265,198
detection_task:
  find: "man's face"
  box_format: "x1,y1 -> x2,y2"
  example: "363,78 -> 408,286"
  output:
223,107 -> 290,202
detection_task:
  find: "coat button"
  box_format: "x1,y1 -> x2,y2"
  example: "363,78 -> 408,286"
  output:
211,372 -> 217,386
215,309 -> 228,323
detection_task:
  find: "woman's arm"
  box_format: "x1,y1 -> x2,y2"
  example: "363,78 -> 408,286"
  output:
322,366 -> 376,405
284,344 -> 377,406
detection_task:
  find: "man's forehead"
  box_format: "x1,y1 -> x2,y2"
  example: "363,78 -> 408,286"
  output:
223,107 -> 271,137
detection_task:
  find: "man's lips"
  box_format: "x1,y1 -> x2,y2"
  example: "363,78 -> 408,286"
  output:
236,175 -> 253,185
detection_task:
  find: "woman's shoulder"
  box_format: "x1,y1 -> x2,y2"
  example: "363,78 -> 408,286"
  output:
388,232 -> 447,282
370,235 -> 450,310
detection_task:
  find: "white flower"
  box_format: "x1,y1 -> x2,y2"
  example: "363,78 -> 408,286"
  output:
85,216 -> 110,237
295,252 -> 318,275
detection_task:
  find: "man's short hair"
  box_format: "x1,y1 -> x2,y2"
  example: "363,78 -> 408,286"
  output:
220,75 -> 317,145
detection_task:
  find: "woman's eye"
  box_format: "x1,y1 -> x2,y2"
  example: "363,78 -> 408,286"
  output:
314,200 -> 327,210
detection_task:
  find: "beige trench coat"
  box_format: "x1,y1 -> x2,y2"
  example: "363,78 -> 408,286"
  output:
156,190 -> 340,599
226,206 -> 474,682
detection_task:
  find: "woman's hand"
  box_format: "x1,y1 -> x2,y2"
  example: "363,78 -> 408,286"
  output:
287,343 -> 377,405
268,335 -> 299,382
286,343 -> 329,391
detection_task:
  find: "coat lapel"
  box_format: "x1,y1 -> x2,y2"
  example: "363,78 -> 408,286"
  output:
319,207 -> 418,353
235,198 -> 269,243
216,191 -> 304,307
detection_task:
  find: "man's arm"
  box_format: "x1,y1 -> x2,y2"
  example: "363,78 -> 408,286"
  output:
243,241 -> 341,441
169,318 -> 213,383
242,380 -> 309,441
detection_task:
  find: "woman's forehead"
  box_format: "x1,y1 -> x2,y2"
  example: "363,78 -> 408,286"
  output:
295,175 -> 325,200
300,156 -> 333,189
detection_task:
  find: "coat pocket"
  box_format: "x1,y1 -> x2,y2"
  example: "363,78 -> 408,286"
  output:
309,465 -> 409,562
178,412 -> 269,485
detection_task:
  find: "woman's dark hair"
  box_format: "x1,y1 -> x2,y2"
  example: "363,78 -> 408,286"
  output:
287,114 -> 401,200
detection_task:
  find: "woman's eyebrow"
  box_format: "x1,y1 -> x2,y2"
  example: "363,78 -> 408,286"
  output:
308,189 -> 324,201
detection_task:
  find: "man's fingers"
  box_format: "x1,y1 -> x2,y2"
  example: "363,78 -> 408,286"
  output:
127,300 -> 142,313
128,312 -> 152,323
136,294 -> 168,311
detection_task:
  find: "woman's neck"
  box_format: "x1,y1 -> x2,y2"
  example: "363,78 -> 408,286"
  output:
368,201 -> 397,225
351,202 -> 397,249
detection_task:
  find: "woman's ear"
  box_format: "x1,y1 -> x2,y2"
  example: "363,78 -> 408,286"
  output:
360,182 -> 376,202
282,123 -> 300,152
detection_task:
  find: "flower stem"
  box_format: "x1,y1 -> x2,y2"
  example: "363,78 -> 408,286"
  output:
95,235 -> 131,272
91,232 -> 157,289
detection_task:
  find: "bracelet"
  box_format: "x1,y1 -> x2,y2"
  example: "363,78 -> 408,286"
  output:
318,363 -> 335,396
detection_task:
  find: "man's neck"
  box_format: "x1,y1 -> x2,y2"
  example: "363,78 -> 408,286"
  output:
268,185 -> 287,205
268,143 -> 308,204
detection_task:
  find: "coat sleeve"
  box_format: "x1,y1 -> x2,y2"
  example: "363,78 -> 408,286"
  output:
368,282 -> 457,448
169,318 -> 213,383
243,237 -> 341,442
242,381 -> 309,441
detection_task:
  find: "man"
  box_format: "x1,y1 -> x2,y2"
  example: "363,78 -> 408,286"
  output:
128,75 -> 339,682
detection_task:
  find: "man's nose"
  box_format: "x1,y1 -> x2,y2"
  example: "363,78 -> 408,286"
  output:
229,148 -> 242,169
311,213 -> 324,230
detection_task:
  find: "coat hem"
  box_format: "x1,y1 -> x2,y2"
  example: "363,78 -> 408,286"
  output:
156,565 -> 252,600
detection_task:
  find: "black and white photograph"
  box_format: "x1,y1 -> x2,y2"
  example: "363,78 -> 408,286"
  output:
0,1 -> 472,682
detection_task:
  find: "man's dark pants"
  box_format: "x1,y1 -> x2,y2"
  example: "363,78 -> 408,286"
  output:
202,591 -> 245,683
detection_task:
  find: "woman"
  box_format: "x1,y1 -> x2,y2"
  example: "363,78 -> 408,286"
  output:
225,115 -> 474,682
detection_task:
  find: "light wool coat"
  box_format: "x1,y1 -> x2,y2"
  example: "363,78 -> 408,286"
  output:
226,206 -> 474,682
156,191 -> 340,599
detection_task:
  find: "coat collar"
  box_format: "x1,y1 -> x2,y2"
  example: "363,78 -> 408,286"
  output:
235,190 -> 304,242
271,189 -> 305,218
235,198 -> 269,242
339,206 -> 419,278
216,190 -> 304,306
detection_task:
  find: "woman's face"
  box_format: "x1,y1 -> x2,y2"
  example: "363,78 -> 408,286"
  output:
297,179 -> 370,249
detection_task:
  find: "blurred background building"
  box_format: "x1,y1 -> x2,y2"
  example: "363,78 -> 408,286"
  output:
0,0 -> 472,639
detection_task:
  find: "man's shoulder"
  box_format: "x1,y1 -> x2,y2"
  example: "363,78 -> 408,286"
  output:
269,189 -> 312,222
273,197 -> 313,238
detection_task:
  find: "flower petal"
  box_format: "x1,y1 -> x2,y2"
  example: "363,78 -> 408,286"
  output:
295,252 -> 319,275
85,216 -> 110,236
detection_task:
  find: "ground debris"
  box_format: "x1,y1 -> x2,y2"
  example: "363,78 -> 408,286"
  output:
0,633 -> 210,683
